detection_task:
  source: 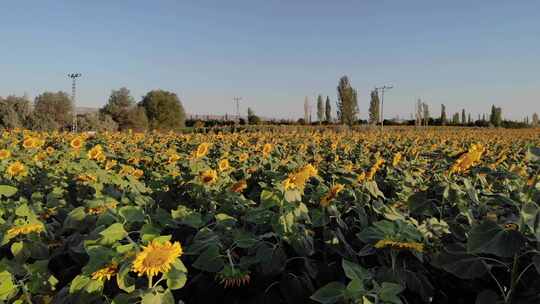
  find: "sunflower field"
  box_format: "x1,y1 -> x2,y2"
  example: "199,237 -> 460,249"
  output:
1,127 -> 540,304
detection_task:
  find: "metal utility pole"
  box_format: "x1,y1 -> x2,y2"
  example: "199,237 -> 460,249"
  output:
68,73 -> 82,132
375,85 -> 393,131
233,97 -> 242,124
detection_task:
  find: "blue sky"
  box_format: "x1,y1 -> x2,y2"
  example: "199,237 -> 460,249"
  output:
1,0 -> 539,120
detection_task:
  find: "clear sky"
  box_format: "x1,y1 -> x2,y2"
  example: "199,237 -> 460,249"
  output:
1,0 -> 539,120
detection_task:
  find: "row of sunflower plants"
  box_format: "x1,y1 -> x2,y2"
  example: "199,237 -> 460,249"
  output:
0,128 -> 539,303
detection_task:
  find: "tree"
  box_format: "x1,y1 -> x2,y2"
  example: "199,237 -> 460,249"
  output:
490,105 -> 502,127
77,113 -> 118,132
415,99 -> 423,127
140,90 -> 186,130
452,112 -> 460,124
368,90 -> 380,125
336,76 -> 358,126
0,95 -> 32,129
461,109 -> 466,125
468,113 -> 472,124
316,95 -> 324,124
123,106 -> 149,131
100,87 -> 134,128
440,104 -> 447,125
422,103 -> 430,126
325,96 -> 332,123
247,107 -> 261,125
33,91 -> 73,129
304,97 -> 310,124
533,113 -> 539,127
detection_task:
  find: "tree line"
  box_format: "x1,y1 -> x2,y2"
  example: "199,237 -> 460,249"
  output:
0,88 -> 186,131
308,75 -> 538,128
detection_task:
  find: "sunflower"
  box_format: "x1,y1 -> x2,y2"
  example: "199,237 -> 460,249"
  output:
132,240 -> 183,278
70,137 -> 84,149
87,144 -> 103,160
131,169 -> 144,179
320,184 -> 344,207
230,180 -> 247,193
262,143 -> 273,157
218,159 -> 230,171
195,143 -> 211,158
392,152 -> 402,167
374,239 -> 424,253
200,169 -> 217,184
45,146 -> 55,155
92,263 -> 118,282
0,149 -> 11,160
105,160 -> 117,171
22,137 -> 37,149
6,161 -> 27,177
238,153 -> 249,162
7,222 -> 44,239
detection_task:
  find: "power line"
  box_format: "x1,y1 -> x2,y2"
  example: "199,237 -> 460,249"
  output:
68,73 -> 82,132
375,84 -> 393,132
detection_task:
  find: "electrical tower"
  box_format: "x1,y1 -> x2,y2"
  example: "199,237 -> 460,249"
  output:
374,84 -> 393,131
68,73 -> 82,132
233,97 -> 242,123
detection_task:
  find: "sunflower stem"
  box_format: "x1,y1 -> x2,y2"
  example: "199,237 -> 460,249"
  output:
148,275 -> 153,289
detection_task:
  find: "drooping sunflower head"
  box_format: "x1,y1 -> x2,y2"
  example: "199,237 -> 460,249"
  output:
7,161 -> 27,177
91,262 -> 118,282
0,149 -> 11,160
132,240 -> 183,278
7,222 -> 44,239
216,265 -> 251,288
200,169 -> 217,184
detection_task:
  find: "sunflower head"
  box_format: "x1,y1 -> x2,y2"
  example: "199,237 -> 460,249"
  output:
218,159 -> 230,171
7,161 -> 27,177
200,169 -> 217,184
0,149 -> 11,160
230,180 -> 248,193
238,153 -> 249,163
87,144 -> 103,160
262,143 -> 273,157
216,265 -> 251,288
92,262 -> 118,282
70,137 -> 84,149
132,240 -> 183,278
195,143 -> 211,158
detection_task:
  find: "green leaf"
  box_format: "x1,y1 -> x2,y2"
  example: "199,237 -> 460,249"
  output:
69,275 -> 90,294
378,282 -> 404,304
63,207 -> 86,229
467,221 -> 526,257
432,244 -> 487,279
342,259 -> 370,282
310,282 -> 346,304
119,206 -> 145,223
0,271 -> 15,301
192,245 -> 224,273
165,259 -> 187,290
475,289 -> 499,304
525,147 -> 540,162
0,185 -> 17,198
117,263 -> 135,293
99,223 -> 127,245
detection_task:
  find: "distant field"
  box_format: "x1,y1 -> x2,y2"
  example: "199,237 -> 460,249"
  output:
1,127 -> 540,303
